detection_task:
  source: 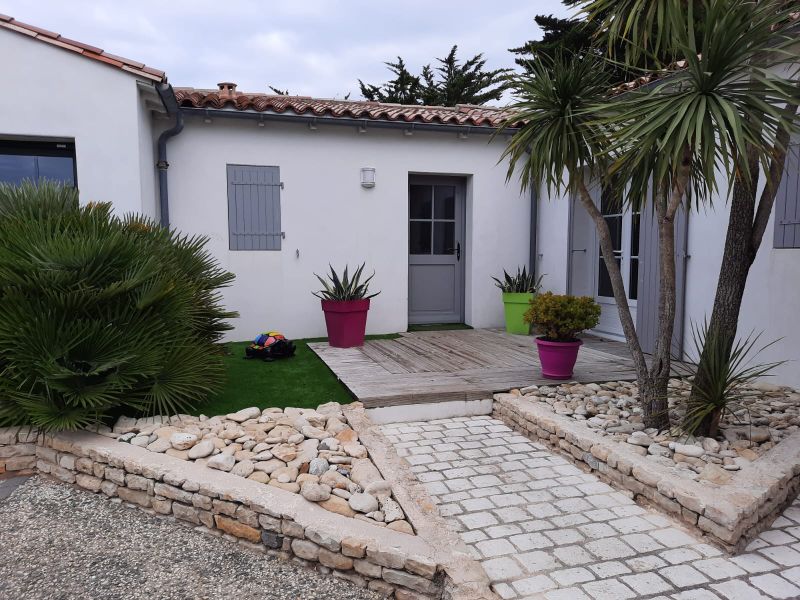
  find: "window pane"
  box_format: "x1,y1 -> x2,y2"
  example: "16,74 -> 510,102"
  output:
601,184 -> 622,214
410,221 -> 432,254
598,256 -> 621,298
410,185 -> 432,219
0,154 -> 36,185
629,257 -> 639,300
630,213 -> 640,258
434,185 -> 455,219
433,221 -> 455,254
605,215 -> 623,251
38,156 -> 75,186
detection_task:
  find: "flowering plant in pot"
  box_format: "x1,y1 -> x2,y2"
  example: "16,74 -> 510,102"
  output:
313,263 -> 380,348
492,266 -> 543,335
524,292 -> 600,379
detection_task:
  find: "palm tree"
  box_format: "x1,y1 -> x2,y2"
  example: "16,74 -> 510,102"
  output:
502,0 -> 799,430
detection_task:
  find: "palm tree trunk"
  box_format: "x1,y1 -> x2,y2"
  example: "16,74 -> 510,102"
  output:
692,111 -> 795,436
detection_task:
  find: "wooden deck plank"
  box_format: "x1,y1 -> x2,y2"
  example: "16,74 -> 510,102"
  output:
309,329 -> 637,409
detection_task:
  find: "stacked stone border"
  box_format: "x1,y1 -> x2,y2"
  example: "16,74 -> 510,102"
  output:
0,426 -> 37,474
2,427 -> 445,600
494,393 -> 800,554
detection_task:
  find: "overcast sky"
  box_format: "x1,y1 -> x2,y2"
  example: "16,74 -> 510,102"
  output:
1,0 -> 572,103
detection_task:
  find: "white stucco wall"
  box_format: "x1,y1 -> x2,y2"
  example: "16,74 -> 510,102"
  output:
683,193 -> 800,388
536,187 -> 571,294
164,117 -> 530,341
0,28 -> 159,216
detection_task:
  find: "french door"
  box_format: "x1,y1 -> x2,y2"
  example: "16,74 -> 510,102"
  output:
594,187 -> 640,339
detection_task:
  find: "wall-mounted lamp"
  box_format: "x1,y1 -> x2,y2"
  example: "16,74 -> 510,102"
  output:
360,167 -> 376,188
308,120 -> 318,131
257,118 -> 266,127
458,131 -> 469,139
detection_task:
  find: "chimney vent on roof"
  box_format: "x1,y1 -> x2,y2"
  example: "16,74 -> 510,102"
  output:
217,82 -> 237,98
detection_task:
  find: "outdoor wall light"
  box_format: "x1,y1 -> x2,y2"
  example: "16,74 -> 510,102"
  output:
360,167 -> 376,188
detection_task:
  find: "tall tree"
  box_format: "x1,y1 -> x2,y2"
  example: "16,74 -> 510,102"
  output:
359,46 -> 509,106
577,0 -> 800,434
503,0 -> 799,429
358,58 -> 423,105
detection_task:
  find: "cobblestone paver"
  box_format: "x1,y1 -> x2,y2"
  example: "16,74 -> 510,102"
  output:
380,415 -> 800,600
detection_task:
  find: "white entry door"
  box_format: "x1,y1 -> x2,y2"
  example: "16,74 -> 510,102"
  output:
594,188 -> 639,340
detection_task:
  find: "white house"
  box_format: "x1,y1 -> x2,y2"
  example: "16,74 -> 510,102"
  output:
1,15 -> 798,386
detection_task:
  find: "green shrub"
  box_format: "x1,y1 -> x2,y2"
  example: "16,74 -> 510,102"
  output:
0,182 -> 237,431
492,266 -> 544,293
523,292 -> 600,342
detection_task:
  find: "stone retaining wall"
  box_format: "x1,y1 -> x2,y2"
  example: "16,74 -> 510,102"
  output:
0,426 -> 38,475
494,393 -> 800,554
7,427 -> 444,600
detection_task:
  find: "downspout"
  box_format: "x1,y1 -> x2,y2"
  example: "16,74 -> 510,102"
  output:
530,182 -> 539,281
155,83 -> 184,227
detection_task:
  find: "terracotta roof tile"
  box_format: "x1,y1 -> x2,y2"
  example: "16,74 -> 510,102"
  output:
0,15 -> 165,82
174,84 -> 522,128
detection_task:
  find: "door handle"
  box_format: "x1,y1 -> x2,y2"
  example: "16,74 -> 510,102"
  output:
446,243 -> 462,260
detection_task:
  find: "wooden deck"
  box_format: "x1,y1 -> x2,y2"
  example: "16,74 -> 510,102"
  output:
309,329 -> 637,408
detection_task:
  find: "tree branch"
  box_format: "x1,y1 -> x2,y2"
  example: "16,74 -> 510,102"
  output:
751,103 -> 798,252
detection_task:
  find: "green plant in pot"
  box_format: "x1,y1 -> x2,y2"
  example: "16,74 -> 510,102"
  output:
313,263 -> 380,348
492,266 -> 543,335
524,292 -> 600,379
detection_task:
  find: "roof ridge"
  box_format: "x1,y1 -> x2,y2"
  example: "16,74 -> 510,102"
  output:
173,87 -> 520,128
0,14 -> 165,82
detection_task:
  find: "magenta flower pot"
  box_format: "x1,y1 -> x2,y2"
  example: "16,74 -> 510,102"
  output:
321,299 -> 370,348
535,337 -> 582,380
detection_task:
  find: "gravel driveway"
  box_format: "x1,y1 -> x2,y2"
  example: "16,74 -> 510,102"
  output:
0,476 -> 381,600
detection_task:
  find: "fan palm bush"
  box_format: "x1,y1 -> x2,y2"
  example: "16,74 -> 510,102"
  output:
0,183 -> 236,431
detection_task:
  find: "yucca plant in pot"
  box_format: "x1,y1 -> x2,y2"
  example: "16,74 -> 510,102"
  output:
492,266 -> 543,335
313,263 -> 380,348
524,292 -> 600,379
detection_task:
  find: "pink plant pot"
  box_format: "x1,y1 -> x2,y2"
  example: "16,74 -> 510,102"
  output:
535,337 -> 583,380
321,299 -> 370,348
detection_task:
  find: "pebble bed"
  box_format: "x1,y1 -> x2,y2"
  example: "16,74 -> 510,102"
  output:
112,402 -> 411,532
510,379 -> 800,486
0,476 -> 381,600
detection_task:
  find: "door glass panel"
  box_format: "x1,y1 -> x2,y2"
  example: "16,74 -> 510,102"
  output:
629,212 -> 640,300
433,186 -> 455,219
629,258 -> 639,300
598,257 -> 621,298
0,155 -> 36,185
433,221 -> 455,254
38,156 -> 75,186
410,185 -> 432,219
605,215 -> 623,250
410,221 -> 432,254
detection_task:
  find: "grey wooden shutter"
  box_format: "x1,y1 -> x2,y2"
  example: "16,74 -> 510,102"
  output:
227,164 -> 282,251
636,205 -> 689,358
774,142 -> 800,249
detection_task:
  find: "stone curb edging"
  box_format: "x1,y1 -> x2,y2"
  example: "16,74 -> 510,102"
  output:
2,426 -> 445,600
0,426 -> 38,474
344,404 -> 499,600
493,393 -> 800,553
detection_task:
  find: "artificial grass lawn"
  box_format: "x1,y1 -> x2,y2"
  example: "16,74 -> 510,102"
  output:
194,334 -> 400,416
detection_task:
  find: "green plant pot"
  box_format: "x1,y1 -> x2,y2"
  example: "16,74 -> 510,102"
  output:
501,292 -> 533,335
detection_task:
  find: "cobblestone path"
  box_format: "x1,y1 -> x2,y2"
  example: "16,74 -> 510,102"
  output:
380,415 -> 800,600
